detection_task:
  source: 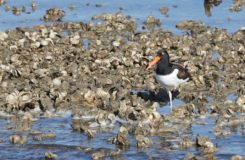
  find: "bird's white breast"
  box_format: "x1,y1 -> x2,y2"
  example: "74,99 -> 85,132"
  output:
155,69 -> 189,90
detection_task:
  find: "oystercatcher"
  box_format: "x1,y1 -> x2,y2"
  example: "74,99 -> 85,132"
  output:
147,49 -> 191,112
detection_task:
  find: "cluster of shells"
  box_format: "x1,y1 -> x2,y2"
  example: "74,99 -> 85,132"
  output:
204,0 -> 244,17
42,8 -> 65,22
0,12 -> 245,159
1,0 -> 36,16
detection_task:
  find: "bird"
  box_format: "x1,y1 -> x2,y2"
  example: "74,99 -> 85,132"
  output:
147,48 -> 191,112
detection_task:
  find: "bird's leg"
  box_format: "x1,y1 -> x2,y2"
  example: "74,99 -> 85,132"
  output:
168,90 -> 173,112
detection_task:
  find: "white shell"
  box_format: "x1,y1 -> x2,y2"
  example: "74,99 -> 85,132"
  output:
53,78 -> 61,86
49,30 -> 57,39
41,40 -> 49,46
113,41 -> 120,47
0,32 -> 8,41
31,42 -> 41,48
70,36 -> 80,44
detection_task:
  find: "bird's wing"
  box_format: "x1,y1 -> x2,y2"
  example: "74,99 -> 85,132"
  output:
172,64 -> 191,80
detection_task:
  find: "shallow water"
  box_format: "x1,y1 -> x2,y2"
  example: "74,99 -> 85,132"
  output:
0,112 -> 244,159
0,0 -> 245,159
0,0 -> 245,33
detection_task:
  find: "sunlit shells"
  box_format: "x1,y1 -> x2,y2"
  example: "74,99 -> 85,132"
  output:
113,126 -> 130,148
179,137 -> 194,149
135,135 -> 152,148
236,95 -> 245,107
43,8 -> 65,22
32,0 -> 36,12
70,34 -> 80,45
49,30 -> 58,39
159,6 -> 169,16
92,151 -> 105,160
230,155 -> 244,160
0,11 -> 244,158
53,78 -> 61,86
6,90 -> 33,110
0,0 -> 6,5
176,20 -> 205,31
96,88 -> 110,99
12,6 -> 20,16
40,39 -> 49,46
196,136 -> 217,154
45,151 -> 57,159
9,135 -> 27,144
84,90 -> 96,104
0,32 -> 8,41
5,5 -> 10,12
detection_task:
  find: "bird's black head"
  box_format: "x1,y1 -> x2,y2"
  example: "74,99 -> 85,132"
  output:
157,48 -> 170,61
147,48 -> 170,69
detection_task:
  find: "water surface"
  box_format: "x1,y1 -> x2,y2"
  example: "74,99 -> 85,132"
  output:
0,0 -> 245,33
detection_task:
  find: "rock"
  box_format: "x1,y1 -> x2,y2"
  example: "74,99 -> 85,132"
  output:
236,95 -> 245,107
0,0 -> 6,5
70,35 -> 80,45
45,151 -> 57,160
176,20 -> 205,31
159,7 -> 169,16
69,4 -> 75,11
196,136 -> 217,154
96,88 -> 110,99
0,32 -> 8,41
92,151 -> 105,160
229,0 -> 243,12
184,153 -> 198,160
6,90 -> 33,110
113,126 -> 130,148
112,41 -> 120,47
53,78 -> 61,86
43,8 -> 65,22
9,135 -> 21,144
33,133 -> 56,141
230,155 -> 244,160
31,42 -> 41,48
135,135 -> 152,148
179,137 -> 194,148
32,1 -> 36,11
12,6 -> 20,16
9,135 -> 27,144
5,5 -> 10,12
84,90 -> 96,104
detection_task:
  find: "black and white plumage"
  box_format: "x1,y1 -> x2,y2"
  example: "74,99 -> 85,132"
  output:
147,49 -> 191,111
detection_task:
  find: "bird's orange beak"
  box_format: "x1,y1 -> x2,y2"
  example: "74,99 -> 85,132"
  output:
147,56 -> 161,69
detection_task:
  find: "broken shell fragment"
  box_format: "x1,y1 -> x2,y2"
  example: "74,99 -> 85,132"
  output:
9,135 -> 27,144
113,126 -> 130,148
45,151 -> 57,160
196,136 -> 217,154
135,135 -> 152,148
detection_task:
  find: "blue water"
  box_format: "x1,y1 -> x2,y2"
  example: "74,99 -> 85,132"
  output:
0,110 -> 245,159
157,99 -> 185,115
0,0 -> 245,33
